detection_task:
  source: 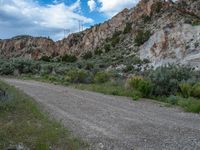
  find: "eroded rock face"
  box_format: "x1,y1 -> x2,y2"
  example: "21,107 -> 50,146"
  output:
140,24 -> 200,68
0,36 -> 57,60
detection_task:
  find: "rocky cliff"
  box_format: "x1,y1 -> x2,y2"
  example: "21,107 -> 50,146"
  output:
0,36 -> 57,59
0,0 -> 199,68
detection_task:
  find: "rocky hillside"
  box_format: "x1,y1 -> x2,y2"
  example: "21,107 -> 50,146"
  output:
0,36 -> 58,59
0,0 -> 200,68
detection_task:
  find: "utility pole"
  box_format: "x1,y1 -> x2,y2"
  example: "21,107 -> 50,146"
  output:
64,29 -> 70,38
78,20 -> 81,32
81,23 -> 84,31
78,20 -> 84,32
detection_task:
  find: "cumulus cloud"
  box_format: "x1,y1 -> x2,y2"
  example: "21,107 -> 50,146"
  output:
0,0 -> 93,40
97,0 -> 140,17
88,0 -> 96,12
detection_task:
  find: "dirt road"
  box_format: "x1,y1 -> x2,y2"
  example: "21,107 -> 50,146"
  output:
3,79 -> 200,150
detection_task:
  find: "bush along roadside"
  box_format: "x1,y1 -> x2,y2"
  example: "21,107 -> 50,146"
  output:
70,67 -> 200,113
0,57 -> 200,113
127,75 -> 152,98
21,65 -> 200,113
0,80 -> 87,150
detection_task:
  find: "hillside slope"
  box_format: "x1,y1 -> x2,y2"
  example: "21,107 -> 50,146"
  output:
0,0 -> 199,68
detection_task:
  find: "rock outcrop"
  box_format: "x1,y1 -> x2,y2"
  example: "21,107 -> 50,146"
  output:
140,24 -> 200,68
137,0 -> 200,68
56,7 -> 130,56
0,36 -> 57,59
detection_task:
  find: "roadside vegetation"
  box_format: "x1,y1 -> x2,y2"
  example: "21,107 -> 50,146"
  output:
0,55 -> 200,113
0,80 -> 87,150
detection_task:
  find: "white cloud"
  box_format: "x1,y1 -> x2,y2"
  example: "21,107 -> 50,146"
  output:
68,0 -> 81,12
97,0 -> 140,17
0,0 -> 93,40
88,0 -> 96,12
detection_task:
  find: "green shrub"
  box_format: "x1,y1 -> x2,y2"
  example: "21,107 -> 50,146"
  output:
0,62 -> 14,75
166,95 -> 179,105
66,69 -> 92,83
148,65 -> 195,96
142,15 -> 151,23
54,66 -> 68,75
40,64 -> 54,75
112,31 -> 121,38
47,75 -> 59,82
151,1 -> 163,13
104,43 -> 111,52
28,62 -> 41,74
12,59 -> 41,74
51,56 -> 61,62
123,65 -> 133,73
111,37 -> 120,47
128,76 -> 152,97
132,91 -> 142,100
123,23 -> 132,34
157,96 -> 200,113
84,63 -> 94,71
191,83 -> 200,98
95,49 -> 103,55
94,71 -> 110,83
111,31 -> 121,47
179,83 -> 192,98
192,19 -> 200,26
82,51 -> 93,60
61,54 -> 77,62
178,98 -> 200,113
142,58 -> 150,64
135,30 -> 151,46
137,80 -> 152,97
128,76 -> 143,89
40,56 -> 51,62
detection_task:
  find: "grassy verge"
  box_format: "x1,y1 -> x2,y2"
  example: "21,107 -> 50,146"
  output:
153,96 -> 200,113
0,80 -> 87,150
71,82 -> 141,100
17,74 -> 70,86
71,84 -> 200,113
17,75 -> 142,100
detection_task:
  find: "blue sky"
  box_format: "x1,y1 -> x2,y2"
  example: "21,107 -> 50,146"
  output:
0,0 -> 139,41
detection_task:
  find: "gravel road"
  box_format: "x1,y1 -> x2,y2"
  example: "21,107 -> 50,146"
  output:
3,79 -> 200,150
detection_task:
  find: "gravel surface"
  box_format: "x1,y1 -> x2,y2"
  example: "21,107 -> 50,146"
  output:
3,79 -> 200,150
